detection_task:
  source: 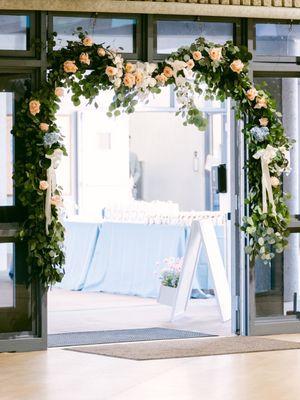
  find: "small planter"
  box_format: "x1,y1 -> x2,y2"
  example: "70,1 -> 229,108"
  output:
157,284 -> 177,307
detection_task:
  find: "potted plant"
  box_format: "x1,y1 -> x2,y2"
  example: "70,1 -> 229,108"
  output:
157,257 -> 183,307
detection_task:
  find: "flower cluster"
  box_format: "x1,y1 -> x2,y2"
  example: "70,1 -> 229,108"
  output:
158,257 -> 183,288
12,30 -> 292,286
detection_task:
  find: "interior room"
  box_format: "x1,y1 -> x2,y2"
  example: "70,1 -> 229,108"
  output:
47,84 -> 233,340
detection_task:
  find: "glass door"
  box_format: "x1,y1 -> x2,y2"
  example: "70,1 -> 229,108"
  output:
0,71 -> 46,352
245,74 -> 300,335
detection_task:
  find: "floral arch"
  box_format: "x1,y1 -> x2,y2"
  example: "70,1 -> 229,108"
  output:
14,29 -> 292,286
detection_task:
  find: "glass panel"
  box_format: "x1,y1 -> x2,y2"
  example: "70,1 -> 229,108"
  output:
0,15 -> 29,50
253,76 -> 300,318
0,243 -> 14,308
0,92 -> 14,206
53,16 -> 136,53
255,23 -> 300,57
157,20 -> 234,54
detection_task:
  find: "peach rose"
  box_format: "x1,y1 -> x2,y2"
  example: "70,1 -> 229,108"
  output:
155,74 -> 168,85
230,59 -> 244,74
82,36 -> 93,47
254,97 -> 268,109
163,66 -> 173,78
63,60 -> 78,74
259,117 -> 269,127
186,59 -> 195,70
105,66 -> 118,77
55,87 -> 64,97
97,47 -> 106,57
246,87 -> 258,101
134,71 -> 144,86
125,63 -> 135,73
79,52 -> 90,65
192,51 -> 202,61
209,47 -> 222,62
39,123 -> 49,132
270,176 -> 280,188
29,100 -> 40,116
123,73 -> 135,88
51,195 -> 62,207
39,180 -> 49,191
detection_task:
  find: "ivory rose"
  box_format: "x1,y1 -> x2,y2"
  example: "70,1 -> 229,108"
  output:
79,52 -> 90,65
246,87 -> 258,101
63,60 -> 78,74
192,51 -> 202,61
55,87 -> 64,97
39,180 -> 49,191
270,176 -> 280,187
186,59 -> 195,69
163,66 -> 173,78
230,59 -> 244,74
39,123 -> 49,132
259,117 -> 269,127
254,97 -> 268,109
155,74 -> 168,85
29,100 -> 40,116
123,73 -> 135,88
105,66 -> 118,77
125,63 -> 135,73
82,36 -> 93,46
209,47 -> 222,62
97,47 -> 106,57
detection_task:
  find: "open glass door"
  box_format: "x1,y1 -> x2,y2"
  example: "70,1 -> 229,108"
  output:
0,72 -> 46,352
244,75 -> 300,335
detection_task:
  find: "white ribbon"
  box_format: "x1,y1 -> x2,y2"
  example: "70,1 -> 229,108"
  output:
253,144 -> 278,215
45,149 -> 63,234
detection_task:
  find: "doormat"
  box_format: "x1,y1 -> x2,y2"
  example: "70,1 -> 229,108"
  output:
48,327 -> 215,348
65,336 -> 300,360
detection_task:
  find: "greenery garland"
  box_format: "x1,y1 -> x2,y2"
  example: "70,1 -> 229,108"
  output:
13,29 -> 292,286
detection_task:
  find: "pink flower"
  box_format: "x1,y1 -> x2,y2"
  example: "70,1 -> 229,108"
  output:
51,195 -> 62,207
254,97 -> 268,109
82,36 -> 93,47
155,74 -> 167,85
97,47 -> 106,57
246,87 -> 258,101
163,66 -> 173,78
230,59 -> 244,74
270,176 -> 280,187
192,51 -> 202,61
39,180 -> 48,191
79,52 -> 90,65
55,87 -> 64,97
186,59 -> 195,69
209,47 -> 222,62
123,73 -> 135,88
63,60 -> 78,74
125,63 -> 135,73
39,123 -> 49,132
29,100 -> 40,116
259,117 -> 269,127
105,66 -> 118,77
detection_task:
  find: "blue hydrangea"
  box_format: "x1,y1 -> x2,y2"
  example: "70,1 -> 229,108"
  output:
250,126 -> 269,142
44,132 -> 60,147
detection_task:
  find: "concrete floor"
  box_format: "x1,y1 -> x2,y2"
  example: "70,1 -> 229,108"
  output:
48,288 -> 232,336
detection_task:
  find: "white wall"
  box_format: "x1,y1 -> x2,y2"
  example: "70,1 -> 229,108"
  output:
129,111 -> 205,211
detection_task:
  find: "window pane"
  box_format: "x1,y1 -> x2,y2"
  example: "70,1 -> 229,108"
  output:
0,15 -> 29,50
157,20 -> 234,54
0,92 -> 14,206
53,16 -> 136,53
255,23 -> 300,57
0,243 -> 14,308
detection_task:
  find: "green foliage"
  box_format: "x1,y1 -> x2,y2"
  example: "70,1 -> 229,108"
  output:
14,32 -> 292,286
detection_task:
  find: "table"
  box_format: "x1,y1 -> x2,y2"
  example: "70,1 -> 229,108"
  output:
58,221 -> 225,298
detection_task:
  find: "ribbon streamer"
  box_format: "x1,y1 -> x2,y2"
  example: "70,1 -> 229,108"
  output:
45,149 -> 63,234
253,145 -> 278,215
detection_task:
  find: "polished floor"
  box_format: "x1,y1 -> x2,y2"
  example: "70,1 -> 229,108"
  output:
48,288 -> 231,336
1,335 -> 300,400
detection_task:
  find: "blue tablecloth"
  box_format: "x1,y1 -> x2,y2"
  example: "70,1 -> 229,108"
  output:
59,221 -> 225,298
